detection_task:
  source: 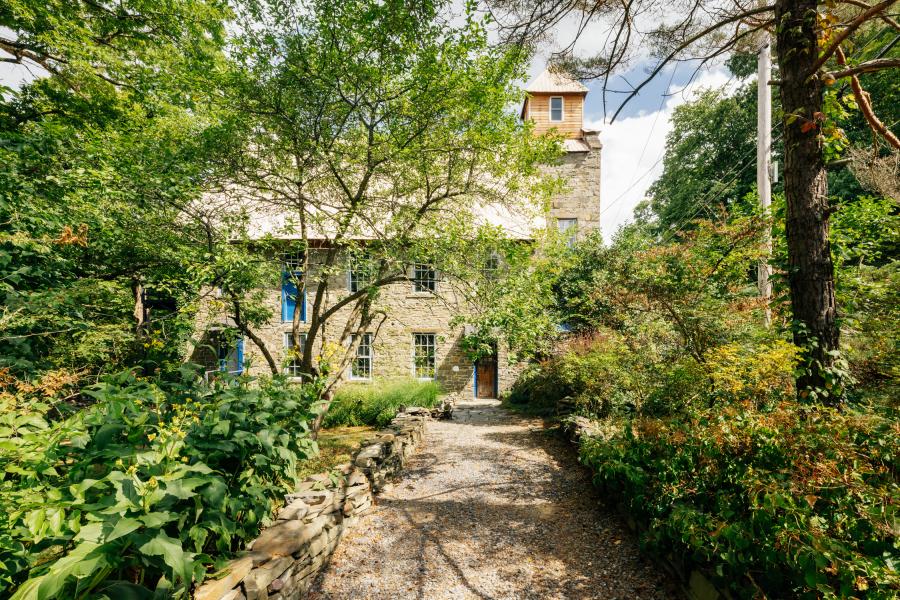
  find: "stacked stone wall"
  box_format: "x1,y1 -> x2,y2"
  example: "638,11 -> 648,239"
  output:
194,409 -> 433,600
547,138 -> 602,238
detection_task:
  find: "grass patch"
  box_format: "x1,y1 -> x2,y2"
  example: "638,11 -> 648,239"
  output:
322,378 -> 442,428
296,425 -> 376,480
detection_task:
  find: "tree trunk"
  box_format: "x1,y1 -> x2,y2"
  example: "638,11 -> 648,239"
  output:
774,0 -> 841,399
310,386 -> 333,440
231,299 -> 279,375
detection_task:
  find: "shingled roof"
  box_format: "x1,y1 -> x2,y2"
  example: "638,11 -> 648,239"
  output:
525,68 -> 588,94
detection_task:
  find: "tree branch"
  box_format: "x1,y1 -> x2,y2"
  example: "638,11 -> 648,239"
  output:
828,57 -> 900,78
810,0 -> 899,75
835,46 -> 900,149
610,4 -> 775,122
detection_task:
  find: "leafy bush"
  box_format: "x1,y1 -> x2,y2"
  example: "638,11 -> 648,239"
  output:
322,379 -> 442,428
502,209 -> 899,598
580,402 -> 899,598
0,368 -> 318,598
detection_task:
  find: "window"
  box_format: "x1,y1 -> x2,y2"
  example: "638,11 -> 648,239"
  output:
557,218 -> 577,247
549,96 -> 564,122
218,337 -> 244,375
413,333 -> 436,379
482,253 -> 501,279
281,250 -> 304,272
413,263 -> 436,293
283,332 -> 307,378
350,333 -> 373,379
281,249 -> 306,323
348,253 -> 372,293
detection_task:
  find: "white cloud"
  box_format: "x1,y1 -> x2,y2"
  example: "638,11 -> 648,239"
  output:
590,66 -> 737,242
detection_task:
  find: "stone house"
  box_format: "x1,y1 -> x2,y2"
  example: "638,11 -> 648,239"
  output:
191,69 -> 601,399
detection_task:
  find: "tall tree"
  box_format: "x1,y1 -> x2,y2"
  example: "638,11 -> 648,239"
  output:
214,0 -> 556,429
488,0 -> 900,399
647,84 -> 766,230
0,0 -> 232,378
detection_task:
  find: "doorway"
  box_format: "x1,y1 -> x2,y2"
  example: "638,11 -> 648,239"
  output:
475,347 -> 498,399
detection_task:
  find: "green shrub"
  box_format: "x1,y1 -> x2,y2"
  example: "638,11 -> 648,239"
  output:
0,368 -> 318,598
322,379 -> 442,428
580,402 -> 900,599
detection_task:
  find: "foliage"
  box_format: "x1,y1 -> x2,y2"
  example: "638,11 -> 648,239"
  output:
499,198 -> 898,597
580,402 -> 899,598
322,379 -> 443,428
456,230 -> 568,364
295,426 -> 375,480
0,369 -> 317,598
0,0 -> 236,381
646,84 -> 771,231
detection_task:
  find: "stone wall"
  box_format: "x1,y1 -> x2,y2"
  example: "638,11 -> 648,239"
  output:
547,132 -> 602,238
194,409 -> 435,600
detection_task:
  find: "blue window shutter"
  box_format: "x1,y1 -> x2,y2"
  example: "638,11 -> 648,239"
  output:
236,338 -> 244,374
282,272 -> 298,323
301,289 -> 307,322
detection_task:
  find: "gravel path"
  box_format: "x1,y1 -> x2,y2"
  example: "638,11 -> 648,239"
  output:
308,399 -> 676,600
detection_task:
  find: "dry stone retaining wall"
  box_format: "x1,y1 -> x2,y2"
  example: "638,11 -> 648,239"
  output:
194,407 -> 443,600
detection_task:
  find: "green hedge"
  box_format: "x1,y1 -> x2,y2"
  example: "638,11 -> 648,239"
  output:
580,402 -> 899,599
323,379 -> 442,428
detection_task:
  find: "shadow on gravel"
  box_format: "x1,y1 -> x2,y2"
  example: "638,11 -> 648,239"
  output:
309,400 -> 677,600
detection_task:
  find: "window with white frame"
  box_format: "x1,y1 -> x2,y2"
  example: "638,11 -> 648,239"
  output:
482,253 -> 500,279
413,333 -> 436,379
549,96 -> 564,122
348,253 -> 373,293
350,333 -> 373,379
413,263 -> 436,293
557,217 -> 577,247
283,332 -> 307,378
281,249 -> 304,272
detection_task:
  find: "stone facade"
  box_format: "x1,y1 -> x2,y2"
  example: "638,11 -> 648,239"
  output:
193,408 -> 434,600
548,131 -> 602,239
191,257 -> 523,397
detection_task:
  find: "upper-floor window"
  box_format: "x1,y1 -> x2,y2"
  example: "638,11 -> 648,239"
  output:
557,218 -> 577,247
413,263 -> 437,293
350,333 -> 373,380
482,253 -> 500,280
283,332 -> 307,378
549,96 -> 564,122
413,333 -> 436,379
281,250 -> 304,272
348,253 -> 373,293
281,250 -> 306,323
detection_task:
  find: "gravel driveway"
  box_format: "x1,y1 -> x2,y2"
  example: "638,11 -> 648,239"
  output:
308,398 -> 676,600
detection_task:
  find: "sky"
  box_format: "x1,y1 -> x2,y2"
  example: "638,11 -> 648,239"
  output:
581,64 -> 737,240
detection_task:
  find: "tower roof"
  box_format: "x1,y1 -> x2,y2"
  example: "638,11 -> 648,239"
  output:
525,68 -> 588,94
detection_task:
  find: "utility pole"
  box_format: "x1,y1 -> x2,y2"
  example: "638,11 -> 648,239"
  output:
757,36 -> 773,326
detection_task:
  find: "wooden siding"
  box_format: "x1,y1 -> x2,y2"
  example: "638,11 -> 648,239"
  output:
524,92 -> 585,139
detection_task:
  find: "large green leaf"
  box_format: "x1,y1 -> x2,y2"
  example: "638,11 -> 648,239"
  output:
105,517 -> 142,542
10,541 -> 110,600
138,533 -> 194,586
